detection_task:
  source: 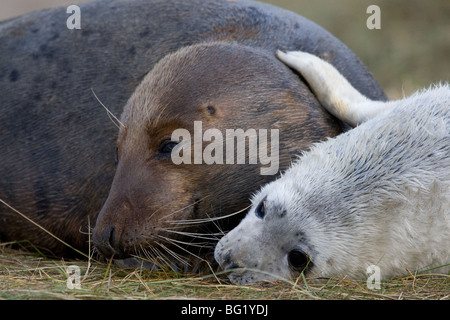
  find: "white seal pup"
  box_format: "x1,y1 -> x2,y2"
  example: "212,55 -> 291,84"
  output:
214,51 -> 450,284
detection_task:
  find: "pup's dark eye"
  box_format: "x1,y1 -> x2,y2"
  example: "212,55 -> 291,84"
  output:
287,250 -> 311,273
255,197 -> 267,219
158,140 -> 179,155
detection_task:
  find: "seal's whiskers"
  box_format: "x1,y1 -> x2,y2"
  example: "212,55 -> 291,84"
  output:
168,205 -> 250,226
155,241 -> 191,267
157,234 -> 212,249
162,228 -> 222,241
157,197 -> 209,222
156,235 -> 205,263
91,88 -> 125,129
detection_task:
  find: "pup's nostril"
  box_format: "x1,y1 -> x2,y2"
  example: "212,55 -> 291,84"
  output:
228,262 -> 240,270
224,250 -> 232,264
222,250 -> 241,270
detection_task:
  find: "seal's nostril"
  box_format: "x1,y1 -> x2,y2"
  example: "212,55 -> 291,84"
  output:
96,226 -> 116,256
93,225 -> 125,259
107,225 -> 115,248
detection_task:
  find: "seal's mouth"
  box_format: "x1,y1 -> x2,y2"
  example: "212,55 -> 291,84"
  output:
93,196 -> 248,273
92,210 -> 226,272
92,226 -> 219,271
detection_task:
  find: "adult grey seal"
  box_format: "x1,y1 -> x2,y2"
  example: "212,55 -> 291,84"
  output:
215,51 -> 450,283
0,0 -> 386,266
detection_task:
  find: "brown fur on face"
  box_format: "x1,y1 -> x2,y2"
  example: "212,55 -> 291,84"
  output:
92,42 -> 346,264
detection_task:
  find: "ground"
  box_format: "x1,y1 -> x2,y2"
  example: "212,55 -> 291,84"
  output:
1,246 -> 448,300
0,0 -> 449,300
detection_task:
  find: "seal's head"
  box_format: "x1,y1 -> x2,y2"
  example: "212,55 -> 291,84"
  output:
92,42 -> 344,268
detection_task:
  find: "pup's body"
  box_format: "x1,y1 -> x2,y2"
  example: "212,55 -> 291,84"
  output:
215,51 -> 450,284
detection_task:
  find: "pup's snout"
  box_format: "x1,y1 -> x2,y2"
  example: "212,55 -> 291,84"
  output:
216,248 -> 244,271
222,250 -> 242,270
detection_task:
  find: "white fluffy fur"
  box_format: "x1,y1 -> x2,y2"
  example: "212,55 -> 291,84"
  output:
214,51 -> 450,284
276,50 -> 395,127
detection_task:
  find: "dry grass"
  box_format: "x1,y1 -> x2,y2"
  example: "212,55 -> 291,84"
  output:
1,245 -> 448,300
1,0 -> 449,301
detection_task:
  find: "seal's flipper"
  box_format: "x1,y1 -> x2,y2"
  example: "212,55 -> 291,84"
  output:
277,50 -> 390,127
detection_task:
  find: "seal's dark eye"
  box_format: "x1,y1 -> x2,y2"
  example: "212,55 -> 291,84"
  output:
158,140 -> 178,155
255,197 -> 267,219
288,250 -> 311,273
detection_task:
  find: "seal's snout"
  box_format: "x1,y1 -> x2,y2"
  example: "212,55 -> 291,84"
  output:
93,224 -> 128,259
92,225 -> 114,257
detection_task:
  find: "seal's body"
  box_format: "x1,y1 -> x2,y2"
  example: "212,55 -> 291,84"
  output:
0,0 -> 385,262
215,51 -> 450,283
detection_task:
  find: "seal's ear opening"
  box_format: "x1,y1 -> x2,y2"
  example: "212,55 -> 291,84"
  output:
288,249 -> 312,273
